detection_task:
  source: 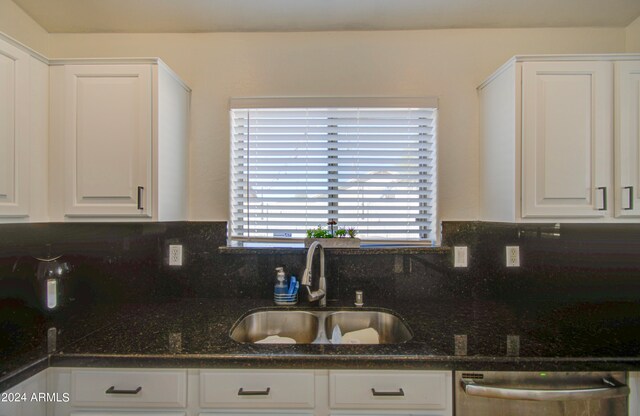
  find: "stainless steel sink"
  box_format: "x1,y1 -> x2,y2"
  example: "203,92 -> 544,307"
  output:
230,309 -> 412,344
324,310 -> 413,344
229,310 -> 319,343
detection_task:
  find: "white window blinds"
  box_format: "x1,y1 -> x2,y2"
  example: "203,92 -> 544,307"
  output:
230,104 -> 437,245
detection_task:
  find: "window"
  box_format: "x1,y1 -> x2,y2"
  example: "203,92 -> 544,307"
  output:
229,97 -> 438,246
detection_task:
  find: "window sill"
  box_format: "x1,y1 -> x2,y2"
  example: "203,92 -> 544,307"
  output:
218,246 -> 451,255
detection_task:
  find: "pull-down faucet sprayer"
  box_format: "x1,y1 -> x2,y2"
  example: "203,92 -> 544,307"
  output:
300,241 -> 326,307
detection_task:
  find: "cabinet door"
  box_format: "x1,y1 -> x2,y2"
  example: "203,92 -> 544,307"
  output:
70,413 -> 185,416
0,37 -> 29,218
0,370 -> 47,416
64,65 -> 152,217
522,61 -> 613,218
615,61 -> 640,217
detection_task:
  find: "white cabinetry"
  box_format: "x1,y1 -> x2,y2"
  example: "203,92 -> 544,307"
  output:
0,370 -> 47,416
200,370 -> 315,410
50,368 -> 452,416
329,370 -> 452,415
49,59 -> 190,221
0,34 -> 48,222
615,61 -> 640,217
479,54 -> 640,222
630,371 -> 640,416
50,368 -> 187,416
522,61 -> 612,218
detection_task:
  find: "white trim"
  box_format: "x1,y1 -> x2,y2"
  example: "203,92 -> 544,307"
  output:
230,96 -> 439,109
231,236 -> 434,246
0,32 -> 47,64
157,59 -> 191,92
49,57 -> 162,66
512,53 -> 640,62
478,54 -> 640,90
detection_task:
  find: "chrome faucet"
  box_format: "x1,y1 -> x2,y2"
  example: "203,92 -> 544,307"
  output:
301,241 -> 326,307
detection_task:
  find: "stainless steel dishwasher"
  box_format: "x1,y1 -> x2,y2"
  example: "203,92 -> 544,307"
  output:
455,371 -> 629,416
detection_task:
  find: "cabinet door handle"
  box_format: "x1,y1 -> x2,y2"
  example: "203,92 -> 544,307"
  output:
371,388 -> 405,397
597,187 -> 607,211
105,386 -> 142,395
137,186 -> 144,210
624,186 -> 634,210
238,387 -> 271,396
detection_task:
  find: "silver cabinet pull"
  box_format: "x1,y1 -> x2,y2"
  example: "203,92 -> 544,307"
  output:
137,186 -> 144,210
105,386 -> 142,395
462,377 -> 629,401
238,387 -> 271,396
624,186 -> 634,210
597,186 -> 608,211
371,388 -> 405,397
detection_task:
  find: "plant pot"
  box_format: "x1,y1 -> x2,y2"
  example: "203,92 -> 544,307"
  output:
304,238 -> 361,248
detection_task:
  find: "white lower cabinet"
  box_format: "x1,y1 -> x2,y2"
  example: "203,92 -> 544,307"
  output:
630,372 -> 640,416
70,413 -> 185,416
329,370 -> 452,416
47,368 -> 452,416
50,368 -> 187,416
200,370 -> 315,409
69,369 -> 187,408
199,414 -> 311,416
0,369 -> 47,416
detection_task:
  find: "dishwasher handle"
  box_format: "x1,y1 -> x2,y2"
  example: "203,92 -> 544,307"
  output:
461,377 -> 630,402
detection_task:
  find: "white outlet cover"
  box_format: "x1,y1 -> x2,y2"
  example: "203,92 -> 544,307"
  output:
169,244 -> 183,266
454,246 -> 468,268
506,246 -> 520,267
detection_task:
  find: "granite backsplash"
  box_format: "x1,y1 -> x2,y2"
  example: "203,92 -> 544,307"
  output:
0,221 -> 640,315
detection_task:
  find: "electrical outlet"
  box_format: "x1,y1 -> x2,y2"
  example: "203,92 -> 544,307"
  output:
506,246 -> 520,267
454,246 -> 468,268
169,244 -> 183,266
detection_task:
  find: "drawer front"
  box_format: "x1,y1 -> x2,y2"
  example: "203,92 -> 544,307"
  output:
330,371 -> 448,410
200,414 -> 312,416
71,413 -> 185,416
70,369 -> 187,408
200,370 -> 314,408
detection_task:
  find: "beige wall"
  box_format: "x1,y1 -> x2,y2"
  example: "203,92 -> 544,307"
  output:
627,15 -> 640,52
45,28 -> 626,221
0,0 -> 48,53
0,12 -> 627,221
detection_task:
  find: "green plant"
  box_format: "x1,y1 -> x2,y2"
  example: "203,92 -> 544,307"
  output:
307,225 -> 333,238
306,224 -> 358,238
334,229 -> 347,238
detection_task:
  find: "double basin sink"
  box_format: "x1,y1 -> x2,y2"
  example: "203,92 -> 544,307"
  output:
230,309 -> 413,344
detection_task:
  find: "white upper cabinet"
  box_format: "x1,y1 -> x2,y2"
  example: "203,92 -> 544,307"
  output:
615,61 -> 640,218
49,59 -> 190,221
0,35 -> 48,221
0,36 -> 29,218
0,32 -> 190,223
63,64 -> 152,217
479,54 -> 640,222
521,61 -> 613,218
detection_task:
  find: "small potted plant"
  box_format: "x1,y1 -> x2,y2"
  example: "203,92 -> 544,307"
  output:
304,221 -> 360,248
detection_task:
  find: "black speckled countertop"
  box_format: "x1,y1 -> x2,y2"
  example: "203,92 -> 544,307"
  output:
4,297 -> 640,392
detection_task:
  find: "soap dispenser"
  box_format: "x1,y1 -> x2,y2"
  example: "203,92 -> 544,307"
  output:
274,267 -> 287,295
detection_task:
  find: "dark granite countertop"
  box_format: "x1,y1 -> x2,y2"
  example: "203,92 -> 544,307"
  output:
3,297 -> 640,392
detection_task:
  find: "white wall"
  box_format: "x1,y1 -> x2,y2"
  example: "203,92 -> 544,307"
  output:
627,15 -> 640,52
0,0 -> 48,53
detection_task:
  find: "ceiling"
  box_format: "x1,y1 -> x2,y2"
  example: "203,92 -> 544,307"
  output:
12,0 -> 640,33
